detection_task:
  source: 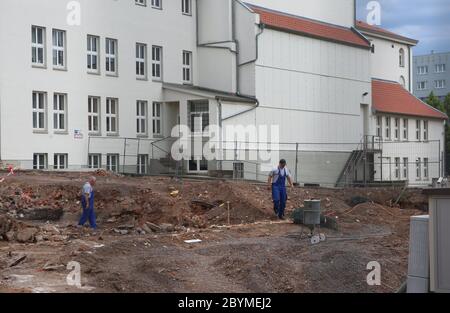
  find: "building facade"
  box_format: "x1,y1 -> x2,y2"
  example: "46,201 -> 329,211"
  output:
414,52 -> 450,102
0,0 -> 446,187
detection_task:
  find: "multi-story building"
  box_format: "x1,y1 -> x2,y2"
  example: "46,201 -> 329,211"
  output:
414,52 -> 450,102
0,0 -> 446,187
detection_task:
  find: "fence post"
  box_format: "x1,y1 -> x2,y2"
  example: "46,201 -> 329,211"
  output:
123,138 -> 127,174
295,143 -> 299,184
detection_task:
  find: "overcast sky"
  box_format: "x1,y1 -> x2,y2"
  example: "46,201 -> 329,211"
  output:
356,0 -> 450,55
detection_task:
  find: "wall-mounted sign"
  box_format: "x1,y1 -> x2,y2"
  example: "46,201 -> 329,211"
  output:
74,129 -> 83,139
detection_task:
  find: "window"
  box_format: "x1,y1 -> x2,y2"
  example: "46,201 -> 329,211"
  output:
87,35 -> 100,73
417,81 -> 427,90
416,120 -> 421,141
399,76 -> 406,88
416,158 -> 421,180
135,0 -> 146,6
435,80 -> 446,89
33,153 -> 48,170
106,98 -> 119,135
53,93 -> 67,132
403,158 -> 409,179
152,102 -> 162,136
395,158 -> 400,179
376,116 -> 382,138
424,158 -> 429,179
436,64 -> 446,73
403,119 -> 408,140
233,162 -> 244,179
88,96 -> 100,134
32,91 -> 47,131
418,66 -> 428,75
151,0 -> 162,9
136,43 -> 147,79
152,46 -> 162,80
105,38 -> 118,75
423,121 -> 429,141
88,154 -> 101,169
136,100 -> 148,136
189,102 -> 209,134
182,51 -> 192,83
385,117 -> 391,140
394,118 -> 400,141
32,26 -> 46,66
54,154 -> 68,170
52,29 -> 66,69
399,48 -> 405,67
137,154 -> 148,175
370,44 -> 375,54
182,0 -> 192,15
107,154 -> 119,172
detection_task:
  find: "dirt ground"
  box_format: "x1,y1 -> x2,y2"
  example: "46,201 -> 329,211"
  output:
0,171 -> 428,293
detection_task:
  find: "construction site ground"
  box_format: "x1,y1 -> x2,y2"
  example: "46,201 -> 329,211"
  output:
0,171 -> 428,293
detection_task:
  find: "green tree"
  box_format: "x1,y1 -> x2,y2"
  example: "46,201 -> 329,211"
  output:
444,93 -> 450,115
426,91 -> 445,112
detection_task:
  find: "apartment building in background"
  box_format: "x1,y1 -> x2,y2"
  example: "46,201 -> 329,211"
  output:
0,0 -> 446,187
414,51 -> 450,102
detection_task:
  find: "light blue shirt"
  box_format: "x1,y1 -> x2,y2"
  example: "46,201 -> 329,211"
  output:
269,167 -> 291,184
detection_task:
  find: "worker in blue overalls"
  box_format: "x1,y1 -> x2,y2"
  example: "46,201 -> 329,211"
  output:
78,176 -> 97,230
268,159 -> 294,219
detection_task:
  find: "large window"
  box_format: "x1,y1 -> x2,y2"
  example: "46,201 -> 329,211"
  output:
136,43 -> 147,79
151,0 -> 162,9
403,158 -> 409,180
137,100 -> 148,136
403,118 -> 409,140
106,98 -> 119,135
416,120 -> 421,141
423,121 -> 429,141
152,46 -> 162,80
417,81 -> 427,90
105,38 -> 118,75
395,158 -> 400,179
87,35 -> 100,73
152,102 -> 162,136
435,80 -> 446,89
53,93 -> 67,132
436,64 -> 446,73
137,154 -> 149,174
88,96 -> 100,134
88,154 -> 101,169
385,117 -> 391,140
107,154 -> 119,172
52,29 -> 66,69
424,158 -> 429,179
399,48 -> 405,67
394,118 -> 400,141
418,66 -> 428,75
189,102 -> 209,134
33,153 -> 48,170
376,116 -> 382,138
32,91 -> 47,131
182,0 -> 192,15
32,26 -> 46,66
416,158 -> 421,180
182,51 -> 192,83
54,154 -> 68,170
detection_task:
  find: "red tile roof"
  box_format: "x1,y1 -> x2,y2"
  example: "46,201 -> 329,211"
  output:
356,21 -> 418,45
372,79 -> 447,120
249,5 -> 370,49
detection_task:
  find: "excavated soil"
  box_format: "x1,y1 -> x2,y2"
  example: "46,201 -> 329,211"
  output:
0,171 -> 428,293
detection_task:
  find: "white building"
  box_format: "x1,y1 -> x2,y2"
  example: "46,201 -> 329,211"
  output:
0,0 -> 446,187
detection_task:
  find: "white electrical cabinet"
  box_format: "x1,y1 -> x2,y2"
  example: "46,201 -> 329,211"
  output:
407,215 -> 429,293
423,189 -> 450,293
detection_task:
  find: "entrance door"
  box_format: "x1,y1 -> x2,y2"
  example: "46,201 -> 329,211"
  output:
188,158 -> 208,173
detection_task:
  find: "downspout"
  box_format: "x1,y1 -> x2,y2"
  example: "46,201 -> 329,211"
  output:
408,45 -> 412,92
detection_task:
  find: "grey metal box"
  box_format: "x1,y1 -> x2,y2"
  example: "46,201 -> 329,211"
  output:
408,215 -> 429,279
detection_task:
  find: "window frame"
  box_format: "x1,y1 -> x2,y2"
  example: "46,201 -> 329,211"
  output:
136,43 -> 148,80
32,26 -> 46,67
105,38 -> 118,76
416,120 -> 421,141
435,80 -> 446,89
403,157 -> 409,180
136,100 -> 148,137
152,102 -> 163,137
424,158 -> 429,179
423,120 -> 429,141
435,64 -> 446,73
106,98 -> 119,136
394,118 -> 400,141
53,153 -> 68,170
135,0 -> 147,6
399,48 -> 405,68
52,29 -> 66,70
417,81 -> 427,90
395,157 -> 400,179
151,0 -> 162,9
402,118 -> 409,141
416,158 -> 422,180
151,45 -> 163,81
88,154 -> 102,169
376,116 -> 382,138
137,154 -> 149,175
182,0 -> 192,15
53,93 -> 68,133
87,35 -> 100,74
32,91 -> 47,132
385,116 -> 391,141
182,50 -> 193,84
107,154 -> 120,172
33,153 -> 48,170
88,96 -> 101,135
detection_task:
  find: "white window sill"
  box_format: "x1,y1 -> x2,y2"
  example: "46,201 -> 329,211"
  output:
87,70 -> 100,75
33,130 -> 48,134
106,72 -> 118,78
54,130 -> 69,135
88,132 -> 101,137
53,66 -> 67,72
137,76 -> 148,81
106,133 -> 119,137
32,64 -> 47,69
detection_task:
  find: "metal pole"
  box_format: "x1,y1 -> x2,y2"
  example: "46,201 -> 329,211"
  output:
295,143 -> 299,184
123,138 -> 127,174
